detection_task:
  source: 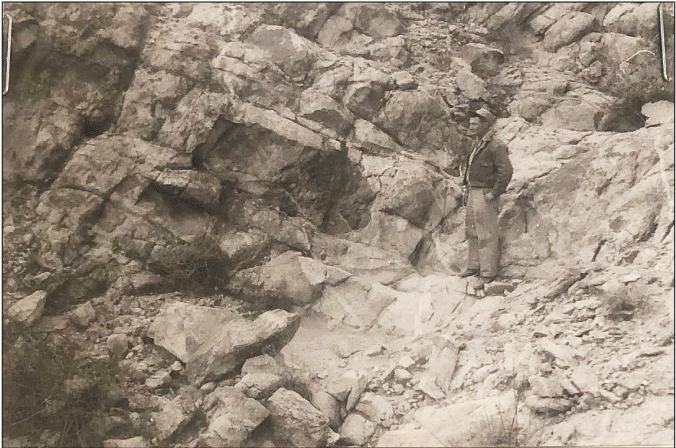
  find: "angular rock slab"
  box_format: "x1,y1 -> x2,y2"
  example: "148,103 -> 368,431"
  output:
228,251 -> 351,307
69,301 -> 96,328
318,278 -> 400,329
235,372 -> 286,400
642,101 -> 675,127
187,309 -> 300,386
425,340 -> 460,394
354,392 -> 394,428
525,395 -> 572,415
149,302 -> 300,385
543,12 -> 597,52
247,25 -> 320,79
310,389 -> 342,430
148,302 -> 241,363
200,386 -> 269,447
376,275 -> 472,336
310,233 -> 415,285
340,413 -> 377,445
7,291 -> 47,326
151,396 -> 196,444
410,392 -> 516,446
267,388 -> 339,447
241,354 -> 287,376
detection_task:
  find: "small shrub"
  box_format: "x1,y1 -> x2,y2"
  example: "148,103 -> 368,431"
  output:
283,374 -> 313,403
3,319 -> 122,447
474,390 -> 547,447
150,235 -> 230,294
476,398 -> 520,446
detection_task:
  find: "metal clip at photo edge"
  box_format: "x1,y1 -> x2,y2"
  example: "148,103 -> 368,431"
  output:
658,4 -> 671,83
3,12 -> 12,95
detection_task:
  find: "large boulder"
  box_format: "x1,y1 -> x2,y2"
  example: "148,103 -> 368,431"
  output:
339,413 -> 377,445
149,302 -> 300,385
425,339 -> 461,394
153,169 -> 222,209
540,98 -> 600,131
267,388 -> 340,447
235,372 -> 286,400
597,32 -> 650,66
200,387 -> 269,447
507,67 -> 574,122
318,278 -> 402,329
247,25 -> 320,80
310,390 -> 342,429
483,3 -> 541,31
455,67 -> 490,100
310,233 -> 415,284
642,101 -> 675,127
370,155 -> 457,228
352,4 -> 402,38
342,65 -> 393,120
373,90 -> 466,168
148,302 -> 240,363
351,119 -> 405,154
317,3 -> 402,50
6,291 -> 47,325
227,251 -> 351,307
355,392 -> 395,428
355,211 -> 425,258
317,13 -> 355,49
269,3 -> 341,39
603,3 -> 659,39
186,309 -> 300,385
460,43 -> 505,77
300,89 -> 355,137
529,4 -> 588,35
543,12 -> 598,52
375,274 -> 474,336
151,396 -> 196,444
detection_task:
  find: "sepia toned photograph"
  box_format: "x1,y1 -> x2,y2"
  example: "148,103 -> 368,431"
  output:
2,2 -> 674,447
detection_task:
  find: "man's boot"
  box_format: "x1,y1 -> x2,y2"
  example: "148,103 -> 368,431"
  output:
459,268 -> 479,278
473,276 -> 497,289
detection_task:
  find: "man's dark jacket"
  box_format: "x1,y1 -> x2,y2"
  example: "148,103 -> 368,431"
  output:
465,134 -> 513,197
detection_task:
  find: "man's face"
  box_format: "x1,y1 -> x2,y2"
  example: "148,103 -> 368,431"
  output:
467,117 -> 490,137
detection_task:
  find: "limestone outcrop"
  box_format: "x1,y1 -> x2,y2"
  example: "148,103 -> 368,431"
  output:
2,3 -> 673,448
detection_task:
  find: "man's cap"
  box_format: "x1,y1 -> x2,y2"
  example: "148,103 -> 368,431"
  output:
472,108 -> 495,124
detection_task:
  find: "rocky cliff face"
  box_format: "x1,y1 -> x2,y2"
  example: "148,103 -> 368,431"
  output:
2,3 -> 674,447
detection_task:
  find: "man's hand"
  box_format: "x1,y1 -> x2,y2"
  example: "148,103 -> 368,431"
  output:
484,191 -> 495,201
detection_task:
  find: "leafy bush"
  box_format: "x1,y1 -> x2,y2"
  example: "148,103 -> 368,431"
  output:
3,319 -> 121,447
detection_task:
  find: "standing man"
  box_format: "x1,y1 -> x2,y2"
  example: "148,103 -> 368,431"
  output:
460,108 -> 513,288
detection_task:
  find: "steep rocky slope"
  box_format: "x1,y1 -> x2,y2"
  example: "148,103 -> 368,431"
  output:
2,3 -> 674,447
